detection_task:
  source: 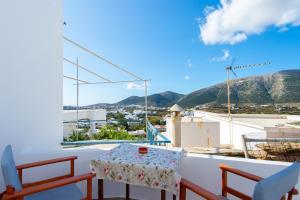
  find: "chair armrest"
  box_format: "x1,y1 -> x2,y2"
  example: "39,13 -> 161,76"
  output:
16,156 -> 78,184
220,164 -> 262,199
16,156 -> 78,170
3,173 -> 95,200
180,178 -> 222,200
219,164 -> 262,182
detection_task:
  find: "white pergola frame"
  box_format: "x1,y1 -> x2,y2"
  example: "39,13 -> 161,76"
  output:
63,37 -> 149,135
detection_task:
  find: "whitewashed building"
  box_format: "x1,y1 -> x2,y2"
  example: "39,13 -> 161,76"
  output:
63,109 -> 106,136
166,111 -> 300,150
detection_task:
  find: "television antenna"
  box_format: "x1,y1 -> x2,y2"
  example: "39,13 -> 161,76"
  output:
225,60 -> 271,145
225,60 -> 271,118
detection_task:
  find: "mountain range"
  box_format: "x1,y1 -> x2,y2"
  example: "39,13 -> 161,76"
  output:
177,69 -> 300,108
116,69 -> 300,108
116,91 -> 184,107
65,69 -> 300,109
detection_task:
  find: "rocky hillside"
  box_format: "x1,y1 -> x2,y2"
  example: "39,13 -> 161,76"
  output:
177,69 -> 300,108
116,91 -> 184,107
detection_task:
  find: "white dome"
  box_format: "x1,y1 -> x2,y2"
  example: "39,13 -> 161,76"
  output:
170,104 -> 183,112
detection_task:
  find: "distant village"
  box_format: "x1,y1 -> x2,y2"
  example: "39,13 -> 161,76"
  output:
63,104 -> 192,139
63,103 -> 300,162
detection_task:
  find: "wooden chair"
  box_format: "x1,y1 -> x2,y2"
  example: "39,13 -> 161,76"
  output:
180,163 -> 300,200
1,145 -> 95,200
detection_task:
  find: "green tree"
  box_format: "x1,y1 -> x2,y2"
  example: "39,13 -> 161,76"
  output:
65,130 -> 90,141
92,125 -> 138,140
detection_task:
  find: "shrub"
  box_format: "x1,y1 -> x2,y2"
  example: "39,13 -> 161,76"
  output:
92,125 -> 142,140
66,130 -> 90,141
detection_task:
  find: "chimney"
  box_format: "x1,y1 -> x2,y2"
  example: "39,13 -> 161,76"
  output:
169,104 -> 183,147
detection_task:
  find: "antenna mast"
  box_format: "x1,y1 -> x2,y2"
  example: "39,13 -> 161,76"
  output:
225,61 -> 271,117
226,66 -> 232,119
225,61 -> 271,144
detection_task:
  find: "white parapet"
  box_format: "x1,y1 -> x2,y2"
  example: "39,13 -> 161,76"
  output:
9,146 -> 298,200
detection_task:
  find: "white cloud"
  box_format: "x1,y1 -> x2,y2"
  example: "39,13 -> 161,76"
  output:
186,59 -> 192,68
126,82 -> 144,90
125,81 -> 151,90
199,0 -> 300,45
210,49 -> 230,62
184,75 -> 190,80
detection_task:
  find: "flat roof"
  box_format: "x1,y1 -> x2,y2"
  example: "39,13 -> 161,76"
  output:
230,117 -> 295,128
195,111 -> 300,128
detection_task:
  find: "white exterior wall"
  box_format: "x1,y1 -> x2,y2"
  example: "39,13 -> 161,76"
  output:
180,120 -> 220,148
166,117 -> 220,148
194,112 -> 267,149
0,0 -> 63,188
220,119 -> 266,149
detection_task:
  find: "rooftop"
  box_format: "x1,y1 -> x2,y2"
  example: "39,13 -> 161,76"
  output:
195,111 -> 300,129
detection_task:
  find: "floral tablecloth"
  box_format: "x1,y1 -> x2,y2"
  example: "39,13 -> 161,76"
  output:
90,143 -> 183,194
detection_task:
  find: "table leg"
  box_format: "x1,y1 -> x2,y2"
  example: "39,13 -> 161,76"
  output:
98,179 -> 104,200
161,190 -> 166,200
173,194 -> 176,200
126,184 -> 130,200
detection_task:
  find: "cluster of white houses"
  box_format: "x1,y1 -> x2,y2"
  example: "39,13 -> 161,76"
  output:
62,104 -> 300,150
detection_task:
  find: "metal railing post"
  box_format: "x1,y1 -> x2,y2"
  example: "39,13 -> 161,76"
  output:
145,80 -> 148,138
76,57 -> 79,141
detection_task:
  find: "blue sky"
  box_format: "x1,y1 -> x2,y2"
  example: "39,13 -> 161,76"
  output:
63,0 -> 300,106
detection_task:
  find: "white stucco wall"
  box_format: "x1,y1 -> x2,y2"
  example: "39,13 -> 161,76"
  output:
219,119 -> 266,149
167,114 -> 264,149
194,112 -> 267,149
166,117 -> 220,148
180,119 -> 220,148
0,0 -> 63,180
